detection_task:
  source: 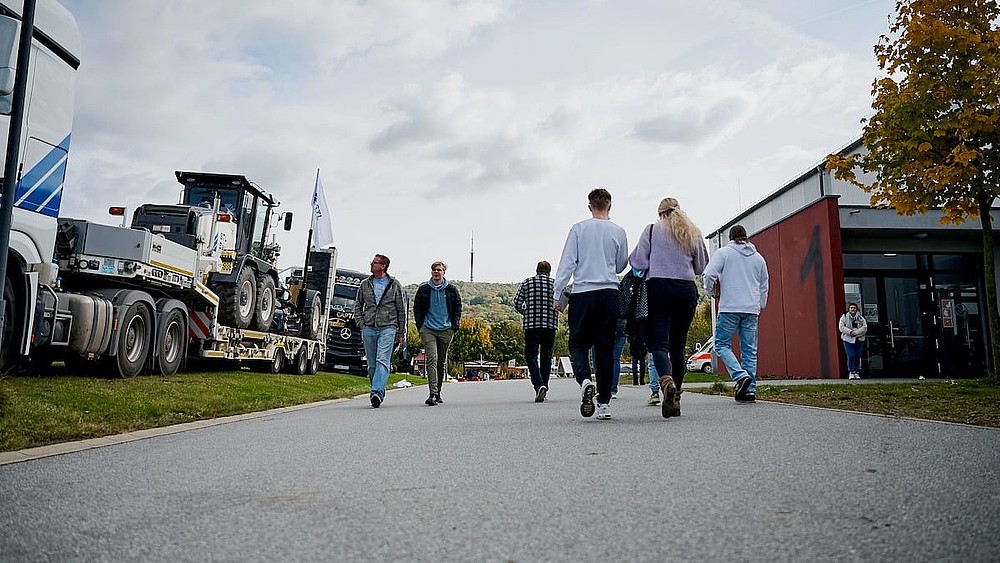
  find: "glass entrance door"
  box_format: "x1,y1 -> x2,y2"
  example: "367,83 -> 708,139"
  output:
882,277 -> 932,376
844,275 -> 932,377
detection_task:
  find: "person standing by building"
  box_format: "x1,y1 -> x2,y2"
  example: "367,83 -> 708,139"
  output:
355,254 -> 408,408
702,224 -> 769,403
839,302 -> 867,379
414,261 -> 462,406
628,197 -> 709,418
553,188 -> 629,420
514,260 -> 559,402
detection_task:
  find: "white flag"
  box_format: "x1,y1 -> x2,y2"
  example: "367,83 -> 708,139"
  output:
311,169 -> 334,248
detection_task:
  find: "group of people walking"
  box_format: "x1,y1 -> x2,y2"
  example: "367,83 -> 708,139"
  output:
544,189 -> 767,419
356,187 -> 780,416
354,256 -> 461,408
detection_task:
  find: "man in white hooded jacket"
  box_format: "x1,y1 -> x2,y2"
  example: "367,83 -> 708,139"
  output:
702,225 -> 769,403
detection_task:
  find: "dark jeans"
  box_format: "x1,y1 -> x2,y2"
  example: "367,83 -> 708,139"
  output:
568,289 -> 618,404
524,328 -> 556,390
646,278 -> 698,389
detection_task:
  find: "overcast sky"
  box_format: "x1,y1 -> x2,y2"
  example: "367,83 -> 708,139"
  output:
58,0 -> 893,283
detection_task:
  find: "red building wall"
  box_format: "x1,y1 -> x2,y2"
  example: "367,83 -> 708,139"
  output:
747,197 -> 844,378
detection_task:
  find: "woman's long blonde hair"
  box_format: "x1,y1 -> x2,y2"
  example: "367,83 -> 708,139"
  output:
657,197 -> 703,253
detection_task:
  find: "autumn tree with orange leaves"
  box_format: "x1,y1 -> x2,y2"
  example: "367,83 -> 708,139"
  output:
827,0 -> 1000,379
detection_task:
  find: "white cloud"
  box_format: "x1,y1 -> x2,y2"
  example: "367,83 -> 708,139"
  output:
55,0 -> 896,282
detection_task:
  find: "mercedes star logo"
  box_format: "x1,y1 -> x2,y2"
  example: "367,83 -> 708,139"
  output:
340,328 -> 352,339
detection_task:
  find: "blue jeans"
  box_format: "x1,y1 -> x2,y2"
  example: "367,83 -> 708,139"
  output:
715,312 -> 759,393
843,340 -> 864,374
362,326 -> 396,398
648,353 -> 660,393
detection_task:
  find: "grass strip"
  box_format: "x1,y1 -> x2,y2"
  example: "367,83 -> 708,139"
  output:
0,371 -> 420,452
690,379 -> 1000,428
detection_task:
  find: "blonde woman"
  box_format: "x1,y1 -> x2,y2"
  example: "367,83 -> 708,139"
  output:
628,198 -> 709,418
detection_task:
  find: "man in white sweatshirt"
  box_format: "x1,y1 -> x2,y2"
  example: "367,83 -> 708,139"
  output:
552,188 -> 629,419
702,225 -> 769,403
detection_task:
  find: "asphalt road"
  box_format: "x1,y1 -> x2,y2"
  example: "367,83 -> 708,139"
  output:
2,377 -> 999,562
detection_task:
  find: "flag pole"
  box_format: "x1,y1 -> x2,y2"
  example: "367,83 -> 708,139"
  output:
298,169 -> 318,312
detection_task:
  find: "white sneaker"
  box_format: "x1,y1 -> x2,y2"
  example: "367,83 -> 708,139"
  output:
580,379 -> 596,417
596,403 -> 611,420
648,392 -> 660,406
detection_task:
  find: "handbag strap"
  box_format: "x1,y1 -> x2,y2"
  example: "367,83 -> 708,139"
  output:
645,224 -> 653,269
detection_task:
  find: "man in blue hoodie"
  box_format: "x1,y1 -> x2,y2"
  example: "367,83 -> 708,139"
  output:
414,261 -> 462,406
702,225 -> 769,403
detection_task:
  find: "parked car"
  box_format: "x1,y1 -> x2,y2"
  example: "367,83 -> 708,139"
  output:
686,339 -> 713,373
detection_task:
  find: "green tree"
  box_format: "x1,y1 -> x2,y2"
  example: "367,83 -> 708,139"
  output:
686,299 -> 713,356
491,320 -> 524,363
827,0 -> 1000,379
449,318 -> 493,363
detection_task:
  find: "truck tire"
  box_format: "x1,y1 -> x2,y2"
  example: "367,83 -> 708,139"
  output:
269,348 -> 285,374
292,347 -> 308,375
305,347 -> 320,375
157,309 -> 185,376
217,268 -> 256,329
113,302 -> 152,378
0,278 -> 18,373
253,274 -> 276,331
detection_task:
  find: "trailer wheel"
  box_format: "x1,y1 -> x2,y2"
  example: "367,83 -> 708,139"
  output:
292,347 -> 309,375
253,274 -> 276,331
217,268 -> 256,329
305,347 -> 320,375
269,348 -> 285,374
157,309 -> 185,376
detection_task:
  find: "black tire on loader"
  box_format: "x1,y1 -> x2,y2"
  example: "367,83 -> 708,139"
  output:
217,267 -> 256,329
253,274 -> 277,331
300,293 -> 322,341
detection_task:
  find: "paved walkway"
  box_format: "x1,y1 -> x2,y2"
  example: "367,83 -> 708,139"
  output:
2,377 -> 997,561
0,376 -> 949,466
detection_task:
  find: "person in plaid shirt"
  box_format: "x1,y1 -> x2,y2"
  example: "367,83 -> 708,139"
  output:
514,261 -> 559,402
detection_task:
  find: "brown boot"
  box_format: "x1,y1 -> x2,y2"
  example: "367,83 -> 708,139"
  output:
672,390 -> 682,416
660,376 -> 677,418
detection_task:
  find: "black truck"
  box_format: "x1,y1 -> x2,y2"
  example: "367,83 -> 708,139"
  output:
324,268 -> 368,374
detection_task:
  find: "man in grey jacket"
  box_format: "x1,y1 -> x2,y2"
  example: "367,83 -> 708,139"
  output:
355,253 -> 407,408
702,225 -> 769,403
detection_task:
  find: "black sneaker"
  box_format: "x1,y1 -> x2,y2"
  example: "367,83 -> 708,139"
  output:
734,376 -> 751,402
744,392 -> 756,403
370,393 -> 382,408
434,394 -> 443,404
580,379 -> 596,417
535,385 -> 547,403
425,396 -> 436,406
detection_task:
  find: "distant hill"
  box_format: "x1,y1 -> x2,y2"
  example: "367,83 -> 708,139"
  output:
403,280 -> 521,324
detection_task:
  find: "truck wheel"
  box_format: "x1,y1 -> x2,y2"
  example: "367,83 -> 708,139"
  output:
157,309 -> 185,376
269,348 -> 285,374
114,302 -> 152,378
292,347 -> 308,375
0,278 -> 18,373
702,363 -> 712,374
217,268 -> 256,329
305,348 -> 320,375
253,275 -> 276,331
